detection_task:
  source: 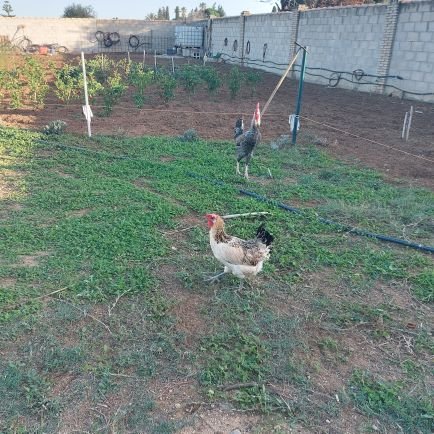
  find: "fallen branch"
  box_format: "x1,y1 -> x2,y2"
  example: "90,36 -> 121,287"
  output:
108,289 -> 131,316
217,382 -> 259,391
0,287 -> 68,313
53,298 -> 113,336
222,212 -> 271,219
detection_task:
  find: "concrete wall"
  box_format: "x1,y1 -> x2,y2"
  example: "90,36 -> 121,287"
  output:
208,0 -> 434,103
0,17 -> 199,53
1,1 -> 433,102
296,5 -> 386,93
388,1 -> 434,100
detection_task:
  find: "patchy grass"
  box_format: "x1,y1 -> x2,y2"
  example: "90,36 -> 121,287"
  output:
0,125 -> 433,432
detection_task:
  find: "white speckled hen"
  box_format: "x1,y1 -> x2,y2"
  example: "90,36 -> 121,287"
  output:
205,213 -> 273,289
235,103 -> 261,179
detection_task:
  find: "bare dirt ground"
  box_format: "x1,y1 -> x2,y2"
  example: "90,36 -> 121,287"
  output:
1,55 -> 433,189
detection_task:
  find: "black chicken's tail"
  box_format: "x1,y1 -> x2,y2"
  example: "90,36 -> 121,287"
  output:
256,223 -> 274,247
234,117 -> 244,140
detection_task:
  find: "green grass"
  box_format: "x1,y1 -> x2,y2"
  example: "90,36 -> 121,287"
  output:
0,125 -> 433,432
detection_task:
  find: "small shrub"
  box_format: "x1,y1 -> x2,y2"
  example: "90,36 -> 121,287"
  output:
54,63 -> 81,104
270,135 -> 291,150
101,71 -> 126,116
178,65 -> 202,98
23,57 -> 49,108
244,69 -> 261,96
178,129 -> 199,142
43,120 -> 67,135
158,73 -> 177,103
200,66 -> 221,96
228,66 -> 242,99
2,70 -> 24,109
129,63 -> 154,107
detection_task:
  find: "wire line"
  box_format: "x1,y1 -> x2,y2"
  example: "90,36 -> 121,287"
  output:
300,115 -> 434,164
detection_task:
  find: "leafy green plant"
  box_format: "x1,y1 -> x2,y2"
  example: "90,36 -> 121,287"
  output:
177,128 -> 199,142
200,66 -> 221,96
86,54 -> 112,84
129,63 -> 154,108
2,69 -> 24,109
23,57 -> 49,108
178,65 -> 202,98
101,71 -> 126,116
158,72 -> 177,103
42,120 -> 67,135
244,69 -> 262,96
54,63 -> 81,104
228,65 -> 242,99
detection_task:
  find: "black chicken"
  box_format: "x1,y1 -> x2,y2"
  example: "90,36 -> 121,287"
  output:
235,103 -> 261,179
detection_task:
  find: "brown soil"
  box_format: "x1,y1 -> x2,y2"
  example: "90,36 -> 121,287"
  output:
1,55 -> 433,189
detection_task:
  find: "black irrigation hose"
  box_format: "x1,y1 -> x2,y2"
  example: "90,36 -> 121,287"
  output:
217,52 -> 434,97
187,172 -> 434,254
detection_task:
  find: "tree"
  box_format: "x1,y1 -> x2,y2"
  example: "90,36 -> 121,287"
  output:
165,6 -> 170,20
181,7 -> 187,18
1,0 -> 15,17
205,3 -> 225,18
174,6 -> 180,19
63,3 -> 96,18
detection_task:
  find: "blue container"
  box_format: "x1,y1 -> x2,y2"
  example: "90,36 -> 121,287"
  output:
167,48 -> 177,55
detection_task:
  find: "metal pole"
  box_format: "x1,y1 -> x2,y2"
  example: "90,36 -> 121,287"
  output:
291,45 -> 308,145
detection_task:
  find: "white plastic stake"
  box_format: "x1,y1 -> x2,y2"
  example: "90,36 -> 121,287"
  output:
81,51 -> 92,137
127,50 -> 130,63
154,50 -> 157,70
405,105 -> 413,141
171,56 -> 175,74
401,111 -> 408,139
143,49 -> 146,68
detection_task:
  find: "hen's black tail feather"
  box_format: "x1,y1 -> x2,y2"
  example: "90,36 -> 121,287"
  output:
256,223 -> 274,246
234,118 -> 244,140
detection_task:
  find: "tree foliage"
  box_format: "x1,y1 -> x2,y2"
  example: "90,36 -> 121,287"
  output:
62,3 -> 96,18
1,0 -> 15,17
273,0 -> 384,11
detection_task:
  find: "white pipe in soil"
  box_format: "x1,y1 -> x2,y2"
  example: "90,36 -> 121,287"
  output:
81,51 -> 92,138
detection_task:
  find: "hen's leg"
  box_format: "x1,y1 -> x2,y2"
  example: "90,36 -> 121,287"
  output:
204,266 -> 229,283
244,154 -> 252,179
244,164 -> 249,179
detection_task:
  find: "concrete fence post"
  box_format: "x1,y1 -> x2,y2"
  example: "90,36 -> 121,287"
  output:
376,0 -> 400,94
240,11 -> 249,66
288,10 -> 300,78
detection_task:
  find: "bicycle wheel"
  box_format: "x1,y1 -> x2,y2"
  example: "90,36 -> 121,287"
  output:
56,46 -> 68,53
27,44 -> 40,53
95,31 -> 105,42
17,37 -> 31,51
129,35 -> 140,48
103,37 -> 113,48
110,32 -> 120,44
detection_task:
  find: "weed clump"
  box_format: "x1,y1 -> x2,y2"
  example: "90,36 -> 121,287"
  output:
43,120 -> 67,135
178,128 -> 199,142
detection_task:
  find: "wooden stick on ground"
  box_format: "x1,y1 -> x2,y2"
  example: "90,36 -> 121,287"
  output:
222,212 -> 271,219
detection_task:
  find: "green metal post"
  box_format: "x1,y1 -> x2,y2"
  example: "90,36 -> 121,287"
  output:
291,45 -> 308,145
